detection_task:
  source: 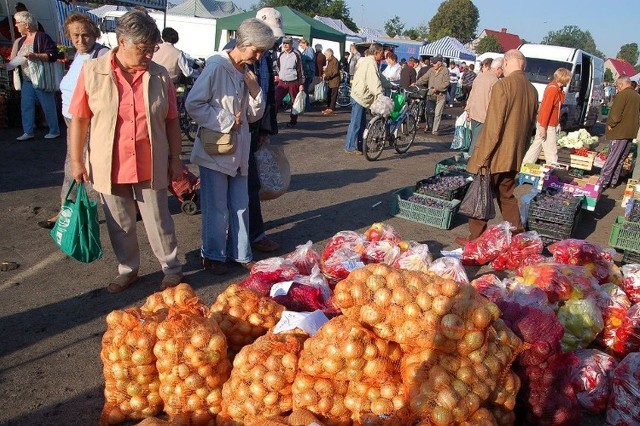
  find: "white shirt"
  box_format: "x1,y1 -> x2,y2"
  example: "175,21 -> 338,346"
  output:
382,62 -> 401,82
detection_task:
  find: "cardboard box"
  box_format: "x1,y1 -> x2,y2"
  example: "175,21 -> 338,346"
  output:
622,179 -> 640,208
542,170 -> 601,211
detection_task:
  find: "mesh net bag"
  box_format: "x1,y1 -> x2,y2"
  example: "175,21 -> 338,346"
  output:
606,352 -> 640,426
155,306 -> 231,425
101,307 -> 166,425
344,376 -> 415,425
240,258 -> 300,296
291,372 -> 351,426
209,284 -> 285,354
298,315 -> 402,382
141,284 -> 206,315
217,332 -> 307,425
568,348 -> 618,415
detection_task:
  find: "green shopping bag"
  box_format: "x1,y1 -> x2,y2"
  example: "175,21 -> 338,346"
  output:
50,181 -> 102,263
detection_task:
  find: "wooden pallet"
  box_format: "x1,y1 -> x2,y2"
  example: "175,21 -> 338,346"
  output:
538,149 -> 596,170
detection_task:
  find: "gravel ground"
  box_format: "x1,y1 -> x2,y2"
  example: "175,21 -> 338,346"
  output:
0,102 -> 616,425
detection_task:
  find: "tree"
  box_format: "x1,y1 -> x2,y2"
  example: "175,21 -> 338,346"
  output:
635,64 -> 640,74
404,23 -> 429,41
541,25 -> 604,58
475,35 -> 503,54
427,0 -> 479,43
604,68 -> 614,83
617,43 -> 639,65
384,16 -> 405,38
255,0 -> 358,32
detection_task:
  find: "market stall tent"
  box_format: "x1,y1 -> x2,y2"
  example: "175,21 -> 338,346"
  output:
168,0 -> 242,18
215,6 -> 346,54
419,36 -> 476,62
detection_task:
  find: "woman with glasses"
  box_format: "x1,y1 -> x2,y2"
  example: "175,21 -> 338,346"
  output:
10,11 -> 60,141
69,10 -> 184,293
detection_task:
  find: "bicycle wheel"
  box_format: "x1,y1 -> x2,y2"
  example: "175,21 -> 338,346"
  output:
364,116 -> 386,161
336,84 -> 351,107
395,112 -> 417,154
179,96 -> 198,142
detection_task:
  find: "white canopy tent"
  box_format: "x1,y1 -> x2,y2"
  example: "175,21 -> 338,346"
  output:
419,36 -> 476,61
167,0 -> 242,18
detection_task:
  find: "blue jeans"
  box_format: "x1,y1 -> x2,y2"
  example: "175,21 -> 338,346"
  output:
198,166 -> 252,263
21,80 -> 60,135
344,99 -> 367,152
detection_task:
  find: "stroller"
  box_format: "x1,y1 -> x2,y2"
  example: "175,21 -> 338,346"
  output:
169,164 -> 200,215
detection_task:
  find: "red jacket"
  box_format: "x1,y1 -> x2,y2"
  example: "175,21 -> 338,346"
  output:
537,80 -> 565,128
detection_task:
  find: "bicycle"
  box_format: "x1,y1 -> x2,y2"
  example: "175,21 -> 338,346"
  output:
175,58 -> 205,141
336,71 -> 351,108
362,88 -> 418,161
407,86 -> 435,132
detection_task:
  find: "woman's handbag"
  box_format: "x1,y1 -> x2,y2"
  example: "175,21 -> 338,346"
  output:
50,181 -> 103,263
198,127 -> 237,155
28,60 -> 64,92
459,166 -> 496,220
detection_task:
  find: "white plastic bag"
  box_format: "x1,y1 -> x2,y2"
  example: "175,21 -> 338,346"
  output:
314,81 -> 327,102
292,90 -> 306,115
369,95 -> 394,116
451,111 -> 471,150
255,145 -> 291,201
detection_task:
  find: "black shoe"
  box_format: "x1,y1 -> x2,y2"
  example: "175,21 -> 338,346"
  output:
286,122 -> 296,128
37,220 -> 56,229
201,257 -> 229,275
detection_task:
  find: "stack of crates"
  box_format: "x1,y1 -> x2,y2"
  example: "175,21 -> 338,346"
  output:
610,199 -> 640,263
527,190 -> 584,245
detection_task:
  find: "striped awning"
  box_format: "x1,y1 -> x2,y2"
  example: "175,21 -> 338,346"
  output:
419,36 -> 475,61
55,1 -> 100,47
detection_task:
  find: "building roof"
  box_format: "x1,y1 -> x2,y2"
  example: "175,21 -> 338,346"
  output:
314,16 -> 359,37
168,0 -> 242,18
607,58 -> 637,77
358,27 -> 388,42
482,28 -> 522,51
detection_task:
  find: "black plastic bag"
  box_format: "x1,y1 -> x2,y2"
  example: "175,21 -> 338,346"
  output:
459,167 -> 496,220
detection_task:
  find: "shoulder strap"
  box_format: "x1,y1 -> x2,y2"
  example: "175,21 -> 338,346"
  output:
91,43 -> 105,59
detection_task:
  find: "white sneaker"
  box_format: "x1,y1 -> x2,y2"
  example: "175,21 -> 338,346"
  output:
44,133 -> 60,139
16,133 -> 34,141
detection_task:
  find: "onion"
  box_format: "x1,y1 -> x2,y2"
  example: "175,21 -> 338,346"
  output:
366,274 -> 387,291
431,406 -> 453,426
432,295 -> 452,316
440,314 -> 465,340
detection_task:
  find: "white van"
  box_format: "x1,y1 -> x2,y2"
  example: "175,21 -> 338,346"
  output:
99,11 -> 217,60
518,43 -> 604,131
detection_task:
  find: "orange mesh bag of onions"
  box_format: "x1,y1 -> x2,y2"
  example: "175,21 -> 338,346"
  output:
155,306 -> 231,426
486,404 -> 516,426
292,372 -> 351,426
344,376 -> 416,425
217,332 -> 307,425
298,315 -> 403,382
209,284 -> 285,354
100,307 -> 166,425
141,284 -> 206,315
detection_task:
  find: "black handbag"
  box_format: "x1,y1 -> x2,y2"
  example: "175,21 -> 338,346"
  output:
459,166 -> 496,220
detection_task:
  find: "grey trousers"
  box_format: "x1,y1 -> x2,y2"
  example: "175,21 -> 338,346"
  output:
601,139 -> 632,187
432,94 -> 446,133
100,181 -> 182,278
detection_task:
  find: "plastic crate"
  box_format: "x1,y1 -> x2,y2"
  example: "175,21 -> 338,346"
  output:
623,250 -> 640,264
390,187 -> 460,229
609,216 -> 640,252
528,192 -> 584,225
415,171 -> 472,201
434,156 -> 468,175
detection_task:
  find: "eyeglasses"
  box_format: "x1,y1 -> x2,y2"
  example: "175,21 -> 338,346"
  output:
133,43 -> 160,55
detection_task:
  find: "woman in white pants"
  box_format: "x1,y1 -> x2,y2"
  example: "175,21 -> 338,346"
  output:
522,68 -> 571,165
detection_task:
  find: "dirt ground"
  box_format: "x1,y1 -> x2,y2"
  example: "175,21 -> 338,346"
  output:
0,102 -> 618,425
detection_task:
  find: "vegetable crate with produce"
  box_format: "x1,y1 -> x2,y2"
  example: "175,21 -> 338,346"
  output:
526,191 -> 583,245
434,154 -> 469,175
538,148 -> 597,171
390,187 -> 460,230
414,171 -> 472,201
542,170 -> 601,211
621,179 -> 640,208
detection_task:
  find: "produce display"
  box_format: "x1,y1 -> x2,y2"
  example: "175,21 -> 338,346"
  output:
406,194 -> 449,208
622,264 -> 640,303
557,298 -> 604,352
490,231 -> 543,272
415,174 -> 467,194
284,240 -> 321,275
461,222 -> 513,266
392,243 -> 432,273
141,283 -> 205,314
428,257 -> 469,283
607,352 -> 640,425
556,129 -> 598,149
568,349 -> 618,414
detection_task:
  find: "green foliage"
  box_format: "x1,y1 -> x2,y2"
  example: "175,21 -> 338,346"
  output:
604,68 -> 614,83
404,23 -> 429,41
635,64 -> 640,74
541,25 -> 603,58
617,43 -> 639,66
255,0 -> 358,32
475,35 -> 503,54
384,16 -> 405,38
427,0 -> 479,43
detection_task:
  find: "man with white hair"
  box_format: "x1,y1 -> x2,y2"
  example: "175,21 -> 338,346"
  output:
464,56 -> 503,154
457,49 -> 538,245
600,75 -> 640,189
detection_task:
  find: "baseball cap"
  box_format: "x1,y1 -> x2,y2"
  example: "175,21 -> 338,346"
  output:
282,36 -> 293,44
256,7 -> 285,38
431,54 -> 443,64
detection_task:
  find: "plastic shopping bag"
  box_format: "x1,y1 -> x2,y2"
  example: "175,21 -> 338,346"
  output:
50,180 -> 102,263
255,145 -> 291,201
292,90 -> 306,115
459,167 -> 495,220
314,81 -> 327,102
451,111 -> 471,150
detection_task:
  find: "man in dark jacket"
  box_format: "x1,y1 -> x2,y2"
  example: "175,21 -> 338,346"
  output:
600,75 -> 640,189
399,57 -> 417,89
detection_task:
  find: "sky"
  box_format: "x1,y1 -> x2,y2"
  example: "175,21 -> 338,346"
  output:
227,0 -> 640,60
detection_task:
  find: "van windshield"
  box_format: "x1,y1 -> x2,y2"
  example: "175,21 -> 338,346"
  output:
524,58 -> 573,84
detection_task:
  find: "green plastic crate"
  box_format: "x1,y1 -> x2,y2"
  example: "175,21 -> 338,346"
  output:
390,187 -> 460,229
609,216 -> 640,252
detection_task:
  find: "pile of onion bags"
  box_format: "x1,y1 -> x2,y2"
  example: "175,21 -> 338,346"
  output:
606,352 -> 640,426
101,308 -> 166,425
567,349 -> 618,414
209,284 -> 285,354
217,332 -> 307,425
154,306 -> 231,425
392,242 -> 433,273
141,284 -> 205,314
461,222 -> 512,266
239,258 -> 300,296
490,231 -> 543,272
284,240 -> 321,275
291,372 -> 351,425
547,239 -> 621,285
621,263 -> 640,303
428,257 -> 469,284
